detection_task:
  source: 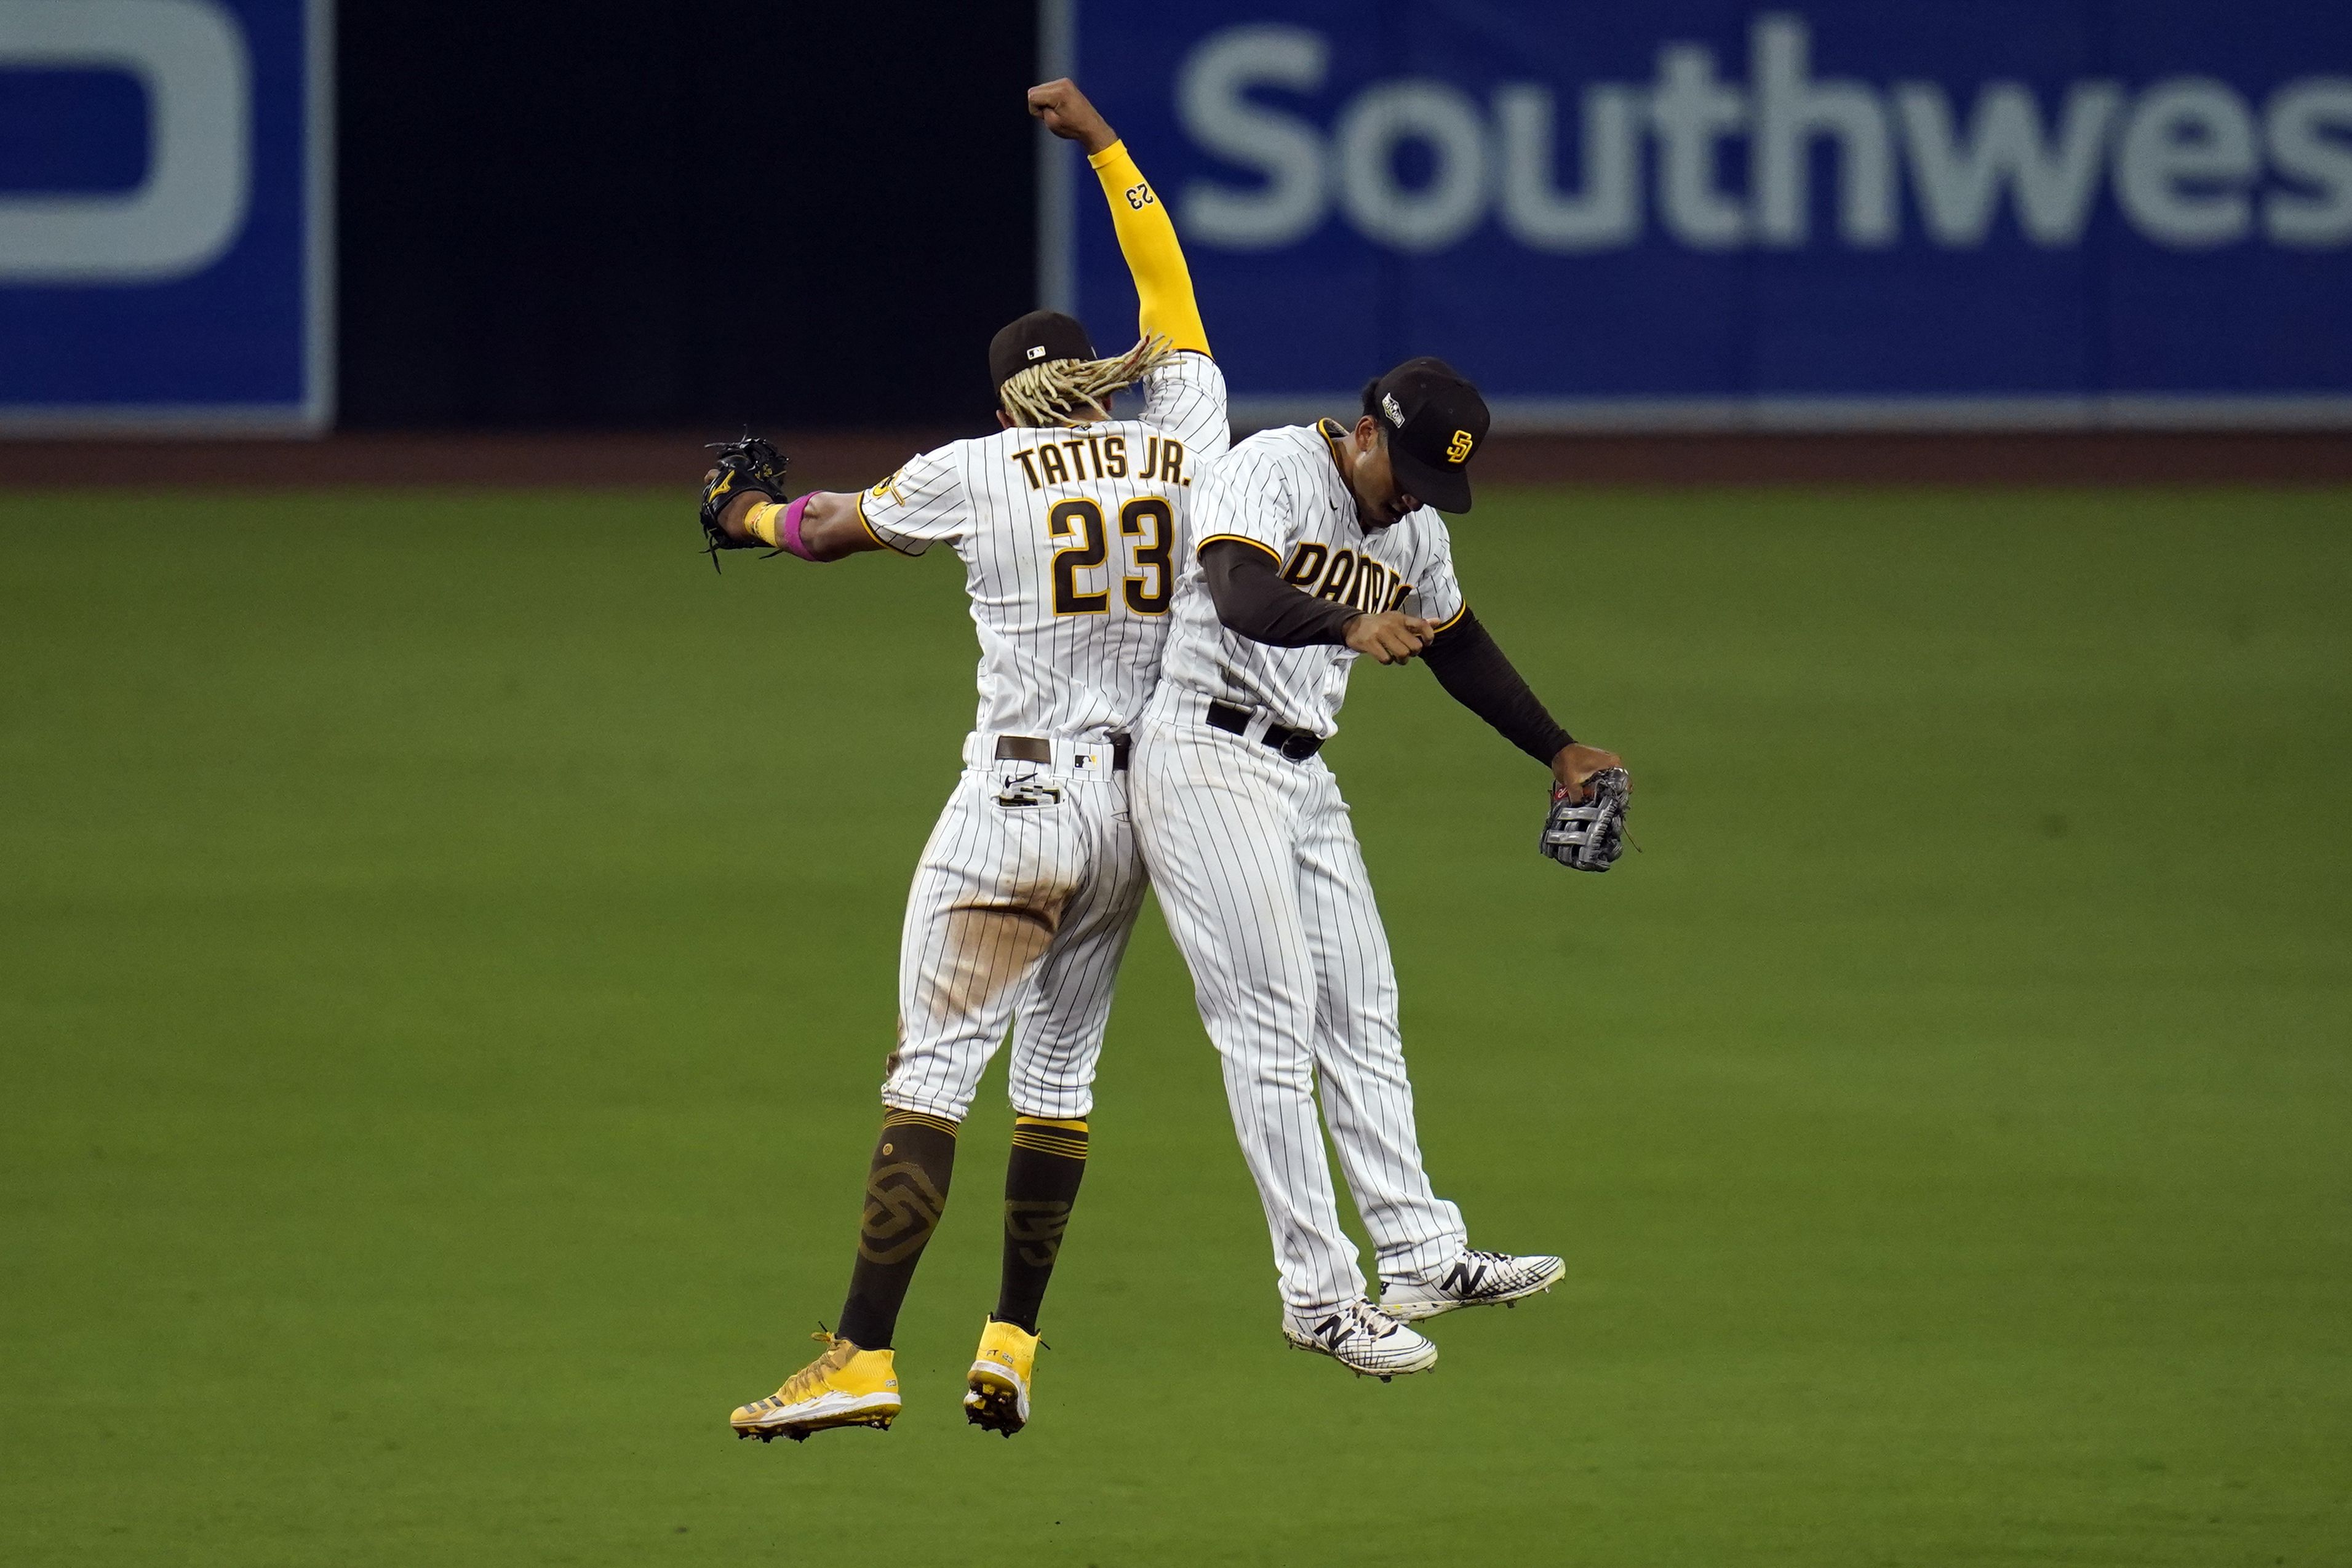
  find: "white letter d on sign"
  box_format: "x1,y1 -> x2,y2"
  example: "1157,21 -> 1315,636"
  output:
0,0 -> 251,283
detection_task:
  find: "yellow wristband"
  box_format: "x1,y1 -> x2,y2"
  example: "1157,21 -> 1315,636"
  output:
743,501 -> 783,549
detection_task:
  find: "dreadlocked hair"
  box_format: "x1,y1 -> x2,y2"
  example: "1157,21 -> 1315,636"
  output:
1000,335 -> 1178,428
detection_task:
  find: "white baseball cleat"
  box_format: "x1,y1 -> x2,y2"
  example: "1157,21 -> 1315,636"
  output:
1282,1299 -> 1439,1380
1379,1249 -> 1565,1321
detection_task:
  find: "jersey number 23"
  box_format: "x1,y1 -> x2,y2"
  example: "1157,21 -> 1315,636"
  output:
1048,497 -> 1173,618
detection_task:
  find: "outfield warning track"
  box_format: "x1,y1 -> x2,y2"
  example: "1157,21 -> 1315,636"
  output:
1,430 -> 2347,491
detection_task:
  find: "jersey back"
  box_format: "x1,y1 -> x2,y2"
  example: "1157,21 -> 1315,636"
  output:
855,353 -> 1229,739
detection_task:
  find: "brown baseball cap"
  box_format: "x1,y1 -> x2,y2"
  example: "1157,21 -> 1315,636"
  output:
989,310 -> 1095,390
1366,357 -> 1490,513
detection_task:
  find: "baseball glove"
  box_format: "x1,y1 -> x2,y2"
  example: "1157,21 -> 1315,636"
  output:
698,434 -> 792,572
1539,767 -> 1630,872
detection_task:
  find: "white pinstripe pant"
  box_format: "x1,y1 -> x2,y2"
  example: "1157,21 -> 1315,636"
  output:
1133,686 -> 1467,1314
880,738 -> 1149,1123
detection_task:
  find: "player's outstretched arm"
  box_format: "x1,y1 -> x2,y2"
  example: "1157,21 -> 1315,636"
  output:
716,488 -> 885,563
1421,611 -> 1622,800
1029,79 -> 1210,357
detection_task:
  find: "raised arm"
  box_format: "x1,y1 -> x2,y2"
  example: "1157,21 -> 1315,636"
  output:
1029,79 -> 1210,356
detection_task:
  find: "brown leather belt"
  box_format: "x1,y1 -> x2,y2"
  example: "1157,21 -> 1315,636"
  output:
994,734 -> 1130,770
1206,700 -> 1325,761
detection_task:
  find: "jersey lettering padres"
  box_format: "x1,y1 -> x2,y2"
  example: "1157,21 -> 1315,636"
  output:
1160,418 -> 1465,738
856,354 -> 1229,738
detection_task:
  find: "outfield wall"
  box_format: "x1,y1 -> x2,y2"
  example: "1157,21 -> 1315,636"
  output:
6,3 -> 2348,436
1,1 -> 1041,435
1056,1 -> 2352,429
1,430 -> 2346,492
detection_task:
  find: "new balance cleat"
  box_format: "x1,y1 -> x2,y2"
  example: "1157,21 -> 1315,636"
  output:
729,1332 -> 900,1443
963,1317 -> 1042,1436
1282,1299 -> 1438,1380
1379,1249 -> 1565,1321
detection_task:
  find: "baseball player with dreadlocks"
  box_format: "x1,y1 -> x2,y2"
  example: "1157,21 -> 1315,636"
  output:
697,80 -> 1225,1443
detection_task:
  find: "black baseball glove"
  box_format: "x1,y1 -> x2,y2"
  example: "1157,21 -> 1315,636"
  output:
1539,767 -> 1630,872
698,435 -> 792,572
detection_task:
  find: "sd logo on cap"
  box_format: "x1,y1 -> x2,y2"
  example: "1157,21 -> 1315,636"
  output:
1362,358 -> 1491,514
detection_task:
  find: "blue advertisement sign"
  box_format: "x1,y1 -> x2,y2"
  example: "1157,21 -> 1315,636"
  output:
0,0 -> 331,433
1050,1 -> 2352,428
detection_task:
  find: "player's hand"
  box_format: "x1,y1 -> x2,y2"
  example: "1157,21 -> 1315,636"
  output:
717,486 -> 765,543
1550,742 -> 1624,803
1028,79 -> 1116,155
1344,611 -> 1434,666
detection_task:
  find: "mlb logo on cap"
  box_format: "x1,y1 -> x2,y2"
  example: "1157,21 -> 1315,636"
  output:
988,309 -> 1097,390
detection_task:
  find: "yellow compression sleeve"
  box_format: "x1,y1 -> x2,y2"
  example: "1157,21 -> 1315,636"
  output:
1087,140 -> 1210,356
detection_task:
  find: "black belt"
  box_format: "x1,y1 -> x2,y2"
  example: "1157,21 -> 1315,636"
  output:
995,734 -> 1130,770
1206,701 -> 1325,761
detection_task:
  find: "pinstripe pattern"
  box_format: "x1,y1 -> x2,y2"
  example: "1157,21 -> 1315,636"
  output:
873,352 -> 1230,1126
1133,420 -> 1481,1314
882,760 -> 1147,1123
1162,421 -> 1467,738
858,353 -> 1230,738
1133,685 -> 1466,1314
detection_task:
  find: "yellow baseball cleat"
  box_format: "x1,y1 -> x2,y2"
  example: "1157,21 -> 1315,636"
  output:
730,1332 -> 900,1444
963,1317 -> 1041,1436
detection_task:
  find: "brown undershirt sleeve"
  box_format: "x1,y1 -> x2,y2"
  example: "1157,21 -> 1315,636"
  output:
1422,609 -> 1576,765
1201,539 -> 1358,648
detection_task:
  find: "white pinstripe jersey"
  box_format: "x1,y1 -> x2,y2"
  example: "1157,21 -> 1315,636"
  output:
856,353 -> 1229,738
1159,419 -> 1466,738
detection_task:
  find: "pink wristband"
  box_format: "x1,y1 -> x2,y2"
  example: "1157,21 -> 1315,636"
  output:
780,493 -> 816,560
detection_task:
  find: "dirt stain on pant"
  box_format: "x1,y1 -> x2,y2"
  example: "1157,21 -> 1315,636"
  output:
925,899 -> 1063,1024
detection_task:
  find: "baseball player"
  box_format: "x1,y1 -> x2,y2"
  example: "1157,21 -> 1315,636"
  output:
696,80 -> 1226,1442
1130,359 -> 1628,1377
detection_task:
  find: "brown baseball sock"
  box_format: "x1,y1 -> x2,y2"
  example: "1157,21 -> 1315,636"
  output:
835,1108 -> 959,1351
994,1116 -> 1090,1333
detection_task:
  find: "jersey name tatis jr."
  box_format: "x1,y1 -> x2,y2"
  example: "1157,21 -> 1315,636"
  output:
1009,433 -> 1191,491
852,352 -> 1229,738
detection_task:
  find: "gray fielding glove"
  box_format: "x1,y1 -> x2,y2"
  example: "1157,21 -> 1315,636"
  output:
1540,767 -> 1630,872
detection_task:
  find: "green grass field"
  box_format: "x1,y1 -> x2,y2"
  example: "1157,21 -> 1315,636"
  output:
3,485 -> 2348,1566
